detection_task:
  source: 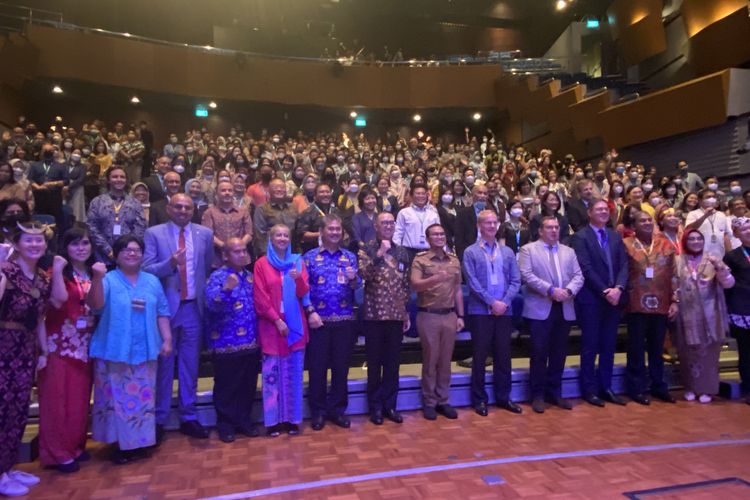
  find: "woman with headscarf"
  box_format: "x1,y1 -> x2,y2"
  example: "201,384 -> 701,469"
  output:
673,228 -> 734,403
185,178 -> 209,224
129,182 -> 151,227
253,224 -> 319,437
292,173 -> 318,214
387,164 -> 408,208
196,159 -> 217,205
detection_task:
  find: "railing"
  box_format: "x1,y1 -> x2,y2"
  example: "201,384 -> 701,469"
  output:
0,6 -> 571,71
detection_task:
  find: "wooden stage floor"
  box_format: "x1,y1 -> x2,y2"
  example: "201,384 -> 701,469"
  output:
18,395 -> 750,499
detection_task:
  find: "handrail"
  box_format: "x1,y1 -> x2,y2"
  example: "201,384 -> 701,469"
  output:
5,11 -> 572,70
0,1 -> 62,24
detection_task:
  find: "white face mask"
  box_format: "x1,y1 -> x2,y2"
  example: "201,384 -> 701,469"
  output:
441,194 -> 453,204
521,197 -> 534,205
613,185 -> 624,195
665,187 -> 676,196
13,167 -> 24,181
642,183 -> 653,192
707,183 -> 718,191
465,176 -> 475,184
70,154 -> 81,163
730,185 -> 742,195
650,197 -> 661,207
703,197 -> 717,207
510,207 -> 524,217
173,165 -> 185,174
349,184 -> 359,194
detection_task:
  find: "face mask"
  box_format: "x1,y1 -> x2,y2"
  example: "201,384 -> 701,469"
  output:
348,163 -> 357,172
186,147 -> 194,154
13,167 -> 24,181
673,178 -> 682,185
171,137 -> 178,144
390,171 -> 400,179
441,194 -> 453,204
704,197 -> 717,207
336,156 -> 345,163
236,158 -> 245,165
261,173 -> 272,183
615,166 -> 625,174
173,165 -> 185,174
613,185 -> 624,195
82,148 -> 91,156
349,184 -> 359,194
665,187 -> 677,196
443,175 -> 453,184
629,172 -> 638,179
203,173 -> 214,180
510,207 -> 523,217
474,201 -> 486,211
43,151 -> 54,161
219,176 -> 231,183
707,183 -> 718,191
730,185 -> 742,195
522,197 -> 534,205
465,176 -> 475,185
272,137 -> 280,144
575,172 -> 584,179
595,173 -> 605,181
642,183 -> 653,192
70,154 -> 81,163
529,170 -> 537,178
64,141 -> 72,149
650,197 -> 661,207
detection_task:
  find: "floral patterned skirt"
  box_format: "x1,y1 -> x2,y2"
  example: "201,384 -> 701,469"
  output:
92,359 -> 156,450
262,350 -> 304,426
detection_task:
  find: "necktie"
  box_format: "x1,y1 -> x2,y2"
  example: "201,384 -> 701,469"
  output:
178,228 -> 187,300
547,244 -> 562,288
599,228 -> 615,285
598,229 -> 608,249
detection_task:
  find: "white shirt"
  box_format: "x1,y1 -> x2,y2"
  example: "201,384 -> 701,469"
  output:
685,208 -> 728,257
544,242 -> 564,289
728,215 -> 742,250
393,203 -> 440,249
169,222 -> 196,300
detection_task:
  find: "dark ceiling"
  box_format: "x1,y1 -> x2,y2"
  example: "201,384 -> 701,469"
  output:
18,0 -> 613,58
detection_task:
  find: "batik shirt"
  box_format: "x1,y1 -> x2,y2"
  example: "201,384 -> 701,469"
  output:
303,246 -> 360,322
358,239 -> 411,321
204,266 -> 258,355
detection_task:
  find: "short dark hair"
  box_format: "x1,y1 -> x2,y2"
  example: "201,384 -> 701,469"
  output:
319,213 -> 342,231
540,215 -> 559,229
425,223 -> 444,239
112,235 -> 144,260
358,186 -> 376,207
60,226 -> 95,280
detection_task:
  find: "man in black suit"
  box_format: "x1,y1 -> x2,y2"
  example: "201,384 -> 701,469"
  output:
28,143 -> 68,226
566,179 -> 596,233
142,155 -> 172,203
149,171 -> 182,226
454,184 -> 488,260
571,199 -> 629,407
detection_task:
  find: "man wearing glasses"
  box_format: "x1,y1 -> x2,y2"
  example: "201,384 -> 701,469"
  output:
143,193 -> 214,441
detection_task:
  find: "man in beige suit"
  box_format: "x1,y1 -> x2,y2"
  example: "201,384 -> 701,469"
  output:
518,216 -> 584,413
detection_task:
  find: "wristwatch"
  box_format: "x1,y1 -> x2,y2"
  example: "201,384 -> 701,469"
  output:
305,306 -> 316,315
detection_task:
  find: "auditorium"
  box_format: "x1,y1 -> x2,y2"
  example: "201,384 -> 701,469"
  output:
0,0 -> 749,498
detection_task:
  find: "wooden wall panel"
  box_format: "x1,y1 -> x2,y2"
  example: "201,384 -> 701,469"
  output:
599,70 -> 731,149
606,0 -> 667,66
547,85 -> 586,134
681,0 -> 748,37
687,6 -> 750,76
569,90 -> 614,142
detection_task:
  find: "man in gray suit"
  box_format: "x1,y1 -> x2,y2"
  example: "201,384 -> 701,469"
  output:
143,193 -> 214,440
518,216 -> 584,414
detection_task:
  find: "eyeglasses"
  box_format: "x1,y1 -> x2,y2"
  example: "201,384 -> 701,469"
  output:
171,204 -> 192,211
122,247 -> 143,255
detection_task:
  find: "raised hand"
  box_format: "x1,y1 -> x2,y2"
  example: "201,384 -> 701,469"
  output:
223,273 -> 240,291
52,255 -> 68,274
91,262 -> 107,279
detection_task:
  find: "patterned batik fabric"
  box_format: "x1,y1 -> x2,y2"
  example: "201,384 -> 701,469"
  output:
262,350 -> 304,426
91,359 -> 157,451
303,246 -> 359,321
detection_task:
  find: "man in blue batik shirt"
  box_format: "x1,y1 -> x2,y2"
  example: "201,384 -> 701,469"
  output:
204,237 -> 260,443
303,214 -> 361,431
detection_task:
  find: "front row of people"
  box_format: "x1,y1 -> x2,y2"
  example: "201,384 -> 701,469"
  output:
0,196 -> 748,495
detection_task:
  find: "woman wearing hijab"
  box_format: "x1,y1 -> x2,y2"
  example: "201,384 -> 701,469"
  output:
673,228 -> 735,403
185,178 -> 209,224
253,224 -> 320,437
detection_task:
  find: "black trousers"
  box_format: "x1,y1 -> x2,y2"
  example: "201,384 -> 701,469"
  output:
212,350 -> 260,431
576,299 -> 622,396
626,313 -> 668,396
528,303 -> 571,400
470,315 -> 513,405
364,320 -> 403,412
731,324 -> 750,394
307,320 -> 356,418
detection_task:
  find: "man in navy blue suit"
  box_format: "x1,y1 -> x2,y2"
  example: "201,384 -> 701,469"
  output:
571,199 -> 629,407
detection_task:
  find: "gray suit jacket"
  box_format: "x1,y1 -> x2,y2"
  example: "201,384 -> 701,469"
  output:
518,239 -> 584,321
142,222 -> 214,318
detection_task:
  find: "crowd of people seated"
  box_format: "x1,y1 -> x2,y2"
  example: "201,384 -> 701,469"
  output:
0,116 -> 749,496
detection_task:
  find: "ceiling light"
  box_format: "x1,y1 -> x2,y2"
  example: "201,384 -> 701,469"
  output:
413,114 -> 422,122
123,32 -> 131,37
204,45 -> 213,50
556,0 -> 567,11
350,111 -> 358,118
472,112 -> 482,121
52,85 -> 63,94
130,96 -> 140,104
209,101 -> 218,109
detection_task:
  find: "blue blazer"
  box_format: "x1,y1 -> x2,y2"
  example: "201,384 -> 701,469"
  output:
142,222 -> 214,317
570,225 -> 628,306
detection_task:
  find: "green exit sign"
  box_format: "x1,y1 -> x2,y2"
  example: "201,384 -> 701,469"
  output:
354,117 -> 367,127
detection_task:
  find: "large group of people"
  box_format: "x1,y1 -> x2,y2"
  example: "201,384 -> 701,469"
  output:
1,116 -> 749,496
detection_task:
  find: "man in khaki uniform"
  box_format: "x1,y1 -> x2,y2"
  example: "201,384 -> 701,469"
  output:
410,223 -> 465,420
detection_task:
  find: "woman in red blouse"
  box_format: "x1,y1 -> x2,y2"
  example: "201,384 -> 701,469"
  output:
38,227 -> 100,473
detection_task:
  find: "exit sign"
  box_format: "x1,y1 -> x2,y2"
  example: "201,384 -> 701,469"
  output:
195,107 -> 208,117
354,117 -> 367,127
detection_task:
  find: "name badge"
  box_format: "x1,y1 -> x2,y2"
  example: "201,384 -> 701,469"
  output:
398,262 -> 405,272
131,298 -> 146,311
489,272 -> 499,285
645,267 -> 654,279
75,317 -> 88,330
113,224 -> 122,236
337,270 -> 347,284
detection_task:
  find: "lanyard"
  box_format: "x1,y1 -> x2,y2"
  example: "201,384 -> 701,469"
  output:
633,237 -> 655,268
311,203 -> 329,217
42,162 -> 52,176
742,247 -> 750,265
112,198 -> 124,222
72,272 -> 91,311
480,240 -> 499,271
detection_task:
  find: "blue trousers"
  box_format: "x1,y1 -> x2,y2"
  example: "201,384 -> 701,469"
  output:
576,299 -> 622,396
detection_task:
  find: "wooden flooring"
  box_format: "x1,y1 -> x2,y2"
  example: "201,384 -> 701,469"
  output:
19,396 -> 750,499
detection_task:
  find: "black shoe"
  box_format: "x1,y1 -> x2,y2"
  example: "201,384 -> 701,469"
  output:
474,402 -> 488,417
237,423 -> 260,438
545,395 -> 573,410
496,400 -> 523,414
311,415 -> 325,431
423,406 -> 438,420
110,450 -> 131,465
329,415 -> 351,429
267,425 -> 281,437
630,393 -> 651,405
57,461 -> 80,474
532,398 -> 546,414
584,393 -> 605,407
370,410 -> 384,425
746,395 -> 750,406
180,420 -> 210,439
436,404 -> 458,419
651,390 -> 676,403
384,409 -> 403,424
155,424 -> 166,445
601,390 -> 627,406
287,423 -> 300,435
75,450 -> 91,462
217,425 -> 235,444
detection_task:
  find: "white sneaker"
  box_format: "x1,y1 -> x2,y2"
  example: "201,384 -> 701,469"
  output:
0,473 -> 29,497
684,391 -> 696,401
698,394 -> 712,404
6,471 -> 39,487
